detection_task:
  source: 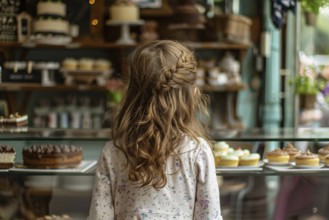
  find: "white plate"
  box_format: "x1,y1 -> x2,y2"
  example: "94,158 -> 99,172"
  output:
0,169 -> 9,172
263,159 -> 293,166
267,164 -> 329,173
31,35 -> 72,45
293,164 -> 324,169
216,161 -> 263,172
9,160 -> 97,173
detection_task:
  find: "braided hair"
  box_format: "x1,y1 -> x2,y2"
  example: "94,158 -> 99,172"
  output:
112,40 -> 210,189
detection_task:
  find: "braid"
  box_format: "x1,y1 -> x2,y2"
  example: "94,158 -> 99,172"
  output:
155,50 -> 197,93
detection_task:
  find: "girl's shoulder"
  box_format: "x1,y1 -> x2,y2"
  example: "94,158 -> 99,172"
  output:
178,136 -> 211,154
102,141 -> 122,157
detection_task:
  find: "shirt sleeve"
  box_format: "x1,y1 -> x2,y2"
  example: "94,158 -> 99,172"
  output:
193,139 -> 223,220
88,144 -> 115,220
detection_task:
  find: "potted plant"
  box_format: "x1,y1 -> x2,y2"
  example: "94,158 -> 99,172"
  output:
292,64 -> 326,109
300,0 -> 329,25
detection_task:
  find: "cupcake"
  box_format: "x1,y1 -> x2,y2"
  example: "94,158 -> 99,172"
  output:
318,145 -> 329,161
282,143 -> 301,162
213,141 -> 230,154
78,58 -> 94,71
94,59 -> 112,71
218,154 -> 239,167
295,151 -> 320,166
212,151 -> 227,167
231,148 -> 250,159
62,58 -> 78,70
239,153 -> 260,166
266,149 -> 290,164
324,154 -> 329,166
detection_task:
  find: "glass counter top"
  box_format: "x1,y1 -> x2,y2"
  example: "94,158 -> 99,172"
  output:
2,166 -> 329,176
0,127 -> 112,141
1,127 -> 329,141
210,127 -> 329,141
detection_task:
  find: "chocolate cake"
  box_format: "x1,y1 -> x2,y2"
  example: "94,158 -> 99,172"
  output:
23,144 -> 83,169
0,144 -> 16,169
0,113 -> 28,127
170,0 -> 205,29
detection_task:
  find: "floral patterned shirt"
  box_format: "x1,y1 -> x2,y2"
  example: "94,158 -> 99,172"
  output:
88,136 -> 222,220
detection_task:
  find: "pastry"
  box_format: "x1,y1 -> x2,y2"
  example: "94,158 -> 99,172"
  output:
231,148 -> 250,159
0,144 -> 15,169
324,154 -> 329,166
295,151 -> 320,166
282,143 -> 301,162
23,144 -> 83,169
94,59 -> 112,71
318,145 -> 329,161
239,153 -> 260,166
218,154 -> 239,167
212,151 -> 228,167
266,149 -> 290,164
0,113 -> 28,127
62,58 -> 78,71
78,58 -> 94,71
213,141 -> 230,154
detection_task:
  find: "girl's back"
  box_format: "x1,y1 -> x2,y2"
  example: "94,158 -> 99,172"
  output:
89,136 -> 221,219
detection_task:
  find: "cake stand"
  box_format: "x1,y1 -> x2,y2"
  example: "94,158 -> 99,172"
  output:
34,62 -> 60,86
106,20 -> 144,44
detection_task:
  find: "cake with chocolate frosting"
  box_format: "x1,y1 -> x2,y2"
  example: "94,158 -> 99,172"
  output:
295,151 -> 319,166
170,0 -> 205,29
0,113 -> 28,127
23,144 -> 82,169
0,144 -> 16,169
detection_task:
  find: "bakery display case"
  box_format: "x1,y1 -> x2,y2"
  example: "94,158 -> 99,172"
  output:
1,127 -> 329,219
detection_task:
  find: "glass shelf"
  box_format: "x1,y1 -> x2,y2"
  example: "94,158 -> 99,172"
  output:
0,127 -> 112,141
1,127 -> 329,142
210,127 -> 329,142
2,166 -> 328,176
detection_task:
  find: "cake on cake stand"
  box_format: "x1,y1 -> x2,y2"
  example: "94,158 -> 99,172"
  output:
106,20 -> 144,44
34,62 -> 60,86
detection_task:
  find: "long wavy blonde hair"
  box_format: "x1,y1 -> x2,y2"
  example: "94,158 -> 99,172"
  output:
112,40 -> 210,189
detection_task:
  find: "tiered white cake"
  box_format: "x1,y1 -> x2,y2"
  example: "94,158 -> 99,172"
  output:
33,0 -> 69,38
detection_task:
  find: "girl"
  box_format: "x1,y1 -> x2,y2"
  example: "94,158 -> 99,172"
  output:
88,40 -> 222,219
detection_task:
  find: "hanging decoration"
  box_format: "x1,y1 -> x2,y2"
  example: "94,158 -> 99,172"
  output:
271,0 -> 296,29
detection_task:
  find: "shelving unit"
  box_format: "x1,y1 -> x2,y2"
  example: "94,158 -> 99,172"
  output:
0,39 -> 250,129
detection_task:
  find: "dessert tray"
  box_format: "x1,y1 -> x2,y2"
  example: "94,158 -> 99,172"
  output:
30,35 -> 72,45
266,163 -> 329,173
216,161 -> 264,173
9,160 -> 97,173
60,69 -> 113,86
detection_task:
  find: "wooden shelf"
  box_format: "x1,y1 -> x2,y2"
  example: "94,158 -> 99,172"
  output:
184,42 -> 250,50
0,41 -> 250,50
0,83 -> 111,91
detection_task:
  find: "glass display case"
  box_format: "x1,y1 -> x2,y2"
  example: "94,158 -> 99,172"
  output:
1,127 -> 329,219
